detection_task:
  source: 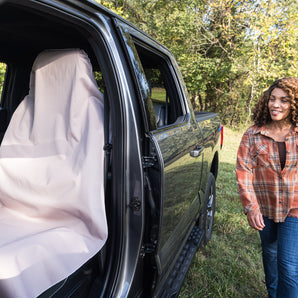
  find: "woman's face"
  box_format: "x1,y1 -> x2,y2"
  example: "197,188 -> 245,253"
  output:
268,88 -> 291,123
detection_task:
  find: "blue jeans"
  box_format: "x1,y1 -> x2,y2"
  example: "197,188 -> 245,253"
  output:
259,216 -> 298,298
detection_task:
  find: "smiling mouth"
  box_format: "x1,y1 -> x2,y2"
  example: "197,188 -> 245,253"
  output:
271,110 -> 282,115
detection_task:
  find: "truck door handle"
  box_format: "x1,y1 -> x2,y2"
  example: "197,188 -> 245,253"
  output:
190,145 -> 204,157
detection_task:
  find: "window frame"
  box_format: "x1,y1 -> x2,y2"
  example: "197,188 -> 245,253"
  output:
132,39 -> 187,131
134,43 -> 184,128
114,20 -> 188,132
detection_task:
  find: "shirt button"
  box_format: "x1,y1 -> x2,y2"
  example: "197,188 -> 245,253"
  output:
279,201 -> 282,204
286,151 -> 290,154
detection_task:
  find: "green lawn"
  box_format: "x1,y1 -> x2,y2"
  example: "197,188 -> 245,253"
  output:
179,127 -> 267,298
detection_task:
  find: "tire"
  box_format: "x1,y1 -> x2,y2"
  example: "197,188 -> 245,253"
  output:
202,172 -> 216,246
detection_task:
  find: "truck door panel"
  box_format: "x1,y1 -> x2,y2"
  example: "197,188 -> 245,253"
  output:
153,122 -> 203,270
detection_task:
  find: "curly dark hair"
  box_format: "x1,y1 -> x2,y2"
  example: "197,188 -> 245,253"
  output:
252,77 -> 298,126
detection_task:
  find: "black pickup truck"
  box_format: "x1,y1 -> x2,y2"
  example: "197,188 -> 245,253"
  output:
0,1 -> 222,297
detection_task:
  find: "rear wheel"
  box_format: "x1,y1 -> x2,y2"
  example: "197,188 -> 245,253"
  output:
202,172 -> 216,246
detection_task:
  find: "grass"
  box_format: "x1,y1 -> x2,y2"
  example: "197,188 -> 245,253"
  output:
151,87 -> 167,104
179,127 -> 267,298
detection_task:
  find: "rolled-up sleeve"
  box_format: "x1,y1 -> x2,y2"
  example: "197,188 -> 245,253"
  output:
236,130 -> 260,214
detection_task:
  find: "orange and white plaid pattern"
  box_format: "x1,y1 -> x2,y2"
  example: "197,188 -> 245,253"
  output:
236,125 -> 298,222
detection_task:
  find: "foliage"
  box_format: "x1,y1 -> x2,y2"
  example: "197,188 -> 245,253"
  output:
1,1 -> 297,126
93,0 -> 127,17
0,63 -> 6,96
98,0 -> 298,127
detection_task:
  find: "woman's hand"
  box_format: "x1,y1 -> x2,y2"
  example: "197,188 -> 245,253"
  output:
246,209 -> 265,231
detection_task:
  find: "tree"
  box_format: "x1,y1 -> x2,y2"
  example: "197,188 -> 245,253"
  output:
84,1 -> 298,126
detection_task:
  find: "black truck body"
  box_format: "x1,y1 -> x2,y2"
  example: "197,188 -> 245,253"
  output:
0,1 -> 222,297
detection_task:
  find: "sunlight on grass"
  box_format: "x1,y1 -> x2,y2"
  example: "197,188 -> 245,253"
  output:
151,87 -> 167,104
180,127 -> 267,298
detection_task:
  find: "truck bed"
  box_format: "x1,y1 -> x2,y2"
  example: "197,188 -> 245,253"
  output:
195,111 -> 219,122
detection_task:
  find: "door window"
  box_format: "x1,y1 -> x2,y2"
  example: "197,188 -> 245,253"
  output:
133,43 -> 185,129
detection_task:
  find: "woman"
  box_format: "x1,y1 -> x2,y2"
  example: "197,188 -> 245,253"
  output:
236,77 -> 298,298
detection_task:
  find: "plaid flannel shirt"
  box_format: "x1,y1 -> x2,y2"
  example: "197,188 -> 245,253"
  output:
236,125 -> 298,222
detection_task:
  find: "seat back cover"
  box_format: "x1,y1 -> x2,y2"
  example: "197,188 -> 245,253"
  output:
0,49 -> 107,298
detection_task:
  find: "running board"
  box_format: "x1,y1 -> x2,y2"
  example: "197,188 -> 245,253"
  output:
158,225 -> 204,298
